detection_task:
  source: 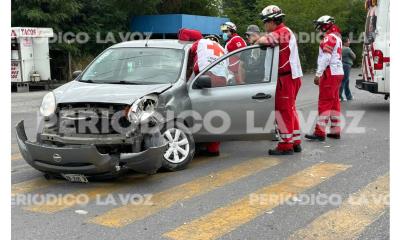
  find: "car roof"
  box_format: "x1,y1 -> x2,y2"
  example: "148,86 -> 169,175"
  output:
110,39 -> 193,50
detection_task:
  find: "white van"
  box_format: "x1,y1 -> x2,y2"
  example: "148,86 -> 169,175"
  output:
356,0 -> 390,99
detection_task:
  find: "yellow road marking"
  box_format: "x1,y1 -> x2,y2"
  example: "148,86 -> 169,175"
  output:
163,163 -> 350,240
11,153 -> 22,161
12,178 -> 63,196
88,157 -> 280,228
288,174 -> 389,240
23,154 -> 231,213
24,175 -> 156,213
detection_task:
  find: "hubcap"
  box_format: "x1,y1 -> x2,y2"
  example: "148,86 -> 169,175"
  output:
162,128 -> 190,164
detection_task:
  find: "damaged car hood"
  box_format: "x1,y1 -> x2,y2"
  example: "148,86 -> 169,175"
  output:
53,81 -> 172,105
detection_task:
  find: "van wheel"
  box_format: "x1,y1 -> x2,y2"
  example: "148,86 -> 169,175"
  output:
161,125 -> 195,171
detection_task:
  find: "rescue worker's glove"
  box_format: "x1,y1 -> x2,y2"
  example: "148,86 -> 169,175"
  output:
314,76 -> 320,86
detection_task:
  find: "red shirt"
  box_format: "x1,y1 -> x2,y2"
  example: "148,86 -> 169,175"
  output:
225,33 -> 247,53
259,23 -> 303,78
225,33 -> 247,74
320,25 -> 342,54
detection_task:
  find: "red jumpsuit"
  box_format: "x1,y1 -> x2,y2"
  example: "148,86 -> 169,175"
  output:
314,26 -> 344,137
225,33 -> 247,84
260,23 -> 303,151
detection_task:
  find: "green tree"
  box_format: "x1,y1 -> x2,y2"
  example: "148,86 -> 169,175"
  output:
12,0 -> 81,53
157,0 -> 220,16
221,0 -> 261,35
254,0 -> 366,69
221,0 -> 366,70
12,0 -> 364,74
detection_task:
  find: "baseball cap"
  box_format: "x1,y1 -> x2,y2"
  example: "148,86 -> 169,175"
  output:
245,25 -> 261,35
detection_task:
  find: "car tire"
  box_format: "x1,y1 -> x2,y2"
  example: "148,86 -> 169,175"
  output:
161,122 -> 195,171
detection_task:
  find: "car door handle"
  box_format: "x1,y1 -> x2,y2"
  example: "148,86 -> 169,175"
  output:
252,93 -> 272,100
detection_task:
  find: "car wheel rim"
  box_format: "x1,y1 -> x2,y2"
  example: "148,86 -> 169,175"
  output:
163,128 -> 190,164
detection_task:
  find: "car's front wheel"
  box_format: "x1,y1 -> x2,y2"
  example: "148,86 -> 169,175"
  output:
161,125 -> 195,171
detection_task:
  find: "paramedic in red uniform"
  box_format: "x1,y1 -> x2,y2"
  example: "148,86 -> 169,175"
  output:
189,34 -> 228,87
188,34 -> 229,156
306,16 -> 344,141
257,5 -> 303,155
220,22 -> 247,84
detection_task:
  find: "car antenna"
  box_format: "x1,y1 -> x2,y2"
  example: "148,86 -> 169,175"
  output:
145,27 -> 153,47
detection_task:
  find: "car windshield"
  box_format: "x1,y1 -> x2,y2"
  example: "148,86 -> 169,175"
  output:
80,47 -> 184,84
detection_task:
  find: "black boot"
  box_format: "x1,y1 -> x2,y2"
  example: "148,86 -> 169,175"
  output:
268,148 -> 294,156
305,134 -> 326,141
327,133 -> 341,139
293,144 -> 302,153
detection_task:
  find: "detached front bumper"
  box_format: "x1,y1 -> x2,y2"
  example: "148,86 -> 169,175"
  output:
15,121 -> 168,176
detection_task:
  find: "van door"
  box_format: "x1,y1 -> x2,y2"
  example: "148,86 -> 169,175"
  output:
384,0 -> 390,93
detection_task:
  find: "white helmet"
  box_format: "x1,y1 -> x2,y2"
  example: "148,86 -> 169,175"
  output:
314,15 -> 335,31
221,22 -> 237,32
260,5 -> 285,22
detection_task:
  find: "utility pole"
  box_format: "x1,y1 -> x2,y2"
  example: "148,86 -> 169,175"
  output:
67,39 -> 72,81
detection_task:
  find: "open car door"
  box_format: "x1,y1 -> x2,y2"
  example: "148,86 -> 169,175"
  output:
187,45 -> 279,142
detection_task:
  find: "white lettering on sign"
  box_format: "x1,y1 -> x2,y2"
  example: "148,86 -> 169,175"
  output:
11,62 -> 21,82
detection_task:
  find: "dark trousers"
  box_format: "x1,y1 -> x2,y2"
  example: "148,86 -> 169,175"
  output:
339,64 -> 353,100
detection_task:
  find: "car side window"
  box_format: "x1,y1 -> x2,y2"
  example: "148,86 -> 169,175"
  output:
195,46 -> 276,88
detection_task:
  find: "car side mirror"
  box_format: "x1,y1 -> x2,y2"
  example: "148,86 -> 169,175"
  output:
193,75 -> 212,89
72,70 -> 82,79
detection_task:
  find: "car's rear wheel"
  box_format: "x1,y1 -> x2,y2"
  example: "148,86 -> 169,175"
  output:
161,125 -> 195,171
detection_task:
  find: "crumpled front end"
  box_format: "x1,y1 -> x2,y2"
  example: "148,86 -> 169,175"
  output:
16,120 -> 168,176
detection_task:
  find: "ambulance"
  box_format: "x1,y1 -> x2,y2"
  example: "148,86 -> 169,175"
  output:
356,0 -> 390,99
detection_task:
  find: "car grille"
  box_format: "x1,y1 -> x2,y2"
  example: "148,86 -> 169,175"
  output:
56,103 -> 132,135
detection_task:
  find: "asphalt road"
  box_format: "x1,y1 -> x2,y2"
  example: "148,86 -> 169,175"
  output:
11,69 -> 390,240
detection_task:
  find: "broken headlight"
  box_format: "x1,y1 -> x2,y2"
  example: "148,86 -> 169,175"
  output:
128,94 -> 159,124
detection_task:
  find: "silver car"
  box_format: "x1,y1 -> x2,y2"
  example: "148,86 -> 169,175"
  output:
15,39 -> 279,181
